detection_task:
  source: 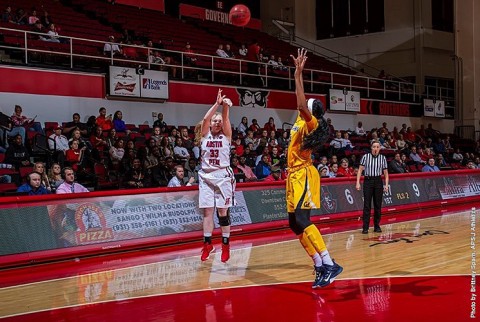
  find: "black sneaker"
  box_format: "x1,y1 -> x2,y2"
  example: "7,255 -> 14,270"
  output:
312,265 -> 325,289
374,227 -> 382,233
317,261 -> 343,287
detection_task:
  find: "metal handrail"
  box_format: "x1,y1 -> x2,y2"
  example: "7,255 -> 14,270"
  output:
0,26 -> 454,105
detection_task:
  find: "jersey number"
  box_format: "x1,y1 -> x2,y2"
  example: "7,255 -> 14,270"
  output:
210,149 -> 219,157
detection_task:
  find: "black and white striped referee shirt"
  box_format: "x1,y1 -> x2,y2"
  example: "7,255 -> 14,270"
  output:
360,153 -> 387,177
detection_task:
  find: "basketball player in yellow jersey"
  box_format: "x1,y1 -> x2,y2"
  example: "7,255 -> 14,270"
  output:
287,48 -> 343,288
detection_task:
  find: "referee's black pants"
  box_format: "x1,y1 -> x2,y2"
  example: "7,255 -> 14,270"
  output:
362,176 -> 383,230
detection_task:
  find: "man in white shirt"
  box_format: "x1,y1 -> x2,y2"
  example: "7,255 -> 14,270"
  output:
56,167 -> 89,194
215,44 -> 229,58
49,126 -> 69,166
104,35 -> 122,56
168,165 -> 195,187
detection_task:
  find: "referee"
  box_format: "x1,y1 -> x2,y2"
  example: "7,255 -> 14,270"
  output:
356,141 -> 389,234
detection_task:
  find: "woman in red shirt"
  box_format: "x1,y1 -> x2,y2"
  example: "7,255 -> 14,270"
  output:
65,139 -> 86,172
336,158 -> 355,177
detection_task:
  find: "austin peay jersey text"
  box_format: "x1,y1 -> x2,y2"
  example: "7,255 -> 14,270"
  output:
201,131 -> 231,172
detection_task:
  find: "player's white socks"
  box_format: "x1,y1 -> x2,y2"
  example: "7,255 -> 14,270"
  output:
320,251 -> 334,266
312,253 -> 323,267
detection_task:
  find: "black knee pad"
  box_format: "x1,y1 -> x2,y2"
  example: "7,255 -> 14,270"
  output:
217,209 -> 231,226
288,212 -> 303,235
295,209 -> 312,231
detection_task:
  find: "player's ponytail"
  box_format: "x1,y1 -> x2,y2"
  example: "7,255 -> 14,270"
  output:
302,117 -> 329,152
302,99 -> 329,152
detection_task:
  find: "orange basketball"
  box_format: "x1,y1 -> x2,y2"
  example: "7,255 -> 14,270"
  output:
229,4 -> 251,27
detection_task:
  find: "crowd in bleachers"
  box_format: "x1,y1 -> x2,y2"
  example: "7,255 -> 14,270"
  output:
0,102 -> 479,196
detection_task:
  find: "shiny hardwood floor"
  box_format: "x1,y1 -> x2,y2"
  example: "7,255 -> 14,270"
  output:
0,208 -> 477,319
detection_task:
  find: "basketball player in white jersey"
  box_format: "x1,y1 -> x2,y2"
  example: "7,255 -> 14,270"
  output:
198,89 -> 235,263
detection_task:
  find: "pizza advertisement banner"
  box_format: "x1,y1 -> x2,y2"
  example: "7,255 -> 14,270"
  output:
0,172 -> 479,260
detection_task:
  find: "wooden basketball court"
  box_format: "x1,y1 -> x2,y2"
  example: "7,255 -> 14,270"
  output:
0,207 -> 477,321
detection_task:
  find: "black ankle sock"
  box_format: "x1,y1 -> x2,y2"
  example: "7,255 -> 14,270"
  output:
222,237 -> 229,245
204,236 -> 212,244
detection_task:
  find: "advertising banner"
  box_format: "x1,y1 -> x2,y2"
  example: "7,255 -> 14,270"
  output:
109,67 -> 170,99
1,172 -> 480,259
329,89 -> 360,112
424,99 -> 445,118
140,70 -> 169,99
179,4 -> 262,30
109,66 -> 140,97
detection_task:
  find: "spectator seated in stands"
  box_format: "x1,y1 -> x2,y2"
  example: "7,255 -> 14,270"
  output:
44,23 -> 63,43
63,113 -> 88,138
48,126 -> 68,167
396,134 -> 407,152
237,116 -> 249,137
263,166 -> 283,182
215,44 -> 229,58
65,139 -> 86,173
263,117 -> 276,133
342,132 -> 354,152
327,118 -> 335,139
2,6 -> 15,23
318,165 -> 329,178
11,104 -> 44,135
17,171 -> 50,195
329,163 -> 339,177
224,44 -> 235,58
249,119 -> 261,134
5,134 -> 30,170
184,158 -> 199,183
0,107 -> 25,150
113,110 -> 131,135
183,42 -> 197,66
354,121 -> 366,136
180,127 -> 193,151
336,158 -> 355,177
409,146 -> 426,165
40,10 -> 52,27
109,138 -> 125,169
452,148 -> 463,162
28,9 -> 39,25
425,123 -> 441,139
153,113 -> 168,134
96,107 -> 113,132
47,163 -> 63,192
152,156 -> 172,187
173,137 -> 190,163
267,54 -> 279,70
32,20 -> 47,40
422,157 -> 440,172
432,138 -> 447,155
276,57 -> 288,71
436,153 -> 448,168
56,167 -> 89,194
255,154 -> 271,180
14,8 -> 27,25
466,160 -> 478,169
104,35 -> 122,57
238,44 -> 248,57
329,131 -> 344,155
143,145 -> 160,171
237,155 -> 257,181
33,161 -> 52,192
388,153 -> 408,174
168,165 -> 195,187
317,156 -> 331,177
124,158 -> 147,189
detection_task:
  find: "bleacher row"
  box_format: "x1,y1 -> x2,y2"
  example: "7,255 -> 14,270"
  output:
0,0 -> 401,95
1,117 -> 477,196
